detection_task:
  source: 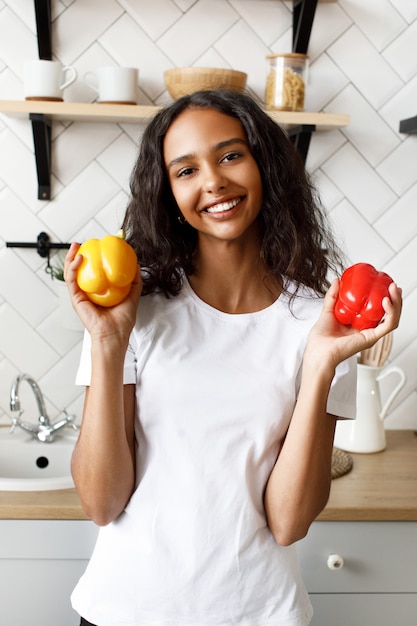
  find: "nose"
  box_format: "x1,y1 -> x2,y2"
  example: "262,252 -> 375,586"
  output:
201,163 -> 227,193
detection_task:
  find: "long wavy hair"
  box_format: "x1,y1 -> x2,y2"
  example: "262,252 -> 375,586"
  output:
122,90 -> 343,297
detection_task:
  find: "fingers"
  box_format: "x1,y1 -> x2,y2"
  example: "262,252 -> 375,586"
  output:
131,265 -> 143,294
363,283 -> 402,346
64,241 -> 80,263
322,278 -> 339,313
381,282 -> 402,332
132,264 -> 142,286
383,282 -> 402,318
388,282 -> 402,311
64,242 -> 81,278
124,265 -> 143,308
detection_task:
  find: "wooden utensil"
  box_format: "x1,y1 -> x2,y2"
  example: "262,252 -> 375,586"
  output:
359,333 -> 393,367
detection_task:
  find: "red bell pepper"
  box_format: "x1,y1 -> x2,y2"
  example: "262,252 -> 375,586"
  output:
334,263 -> 393,331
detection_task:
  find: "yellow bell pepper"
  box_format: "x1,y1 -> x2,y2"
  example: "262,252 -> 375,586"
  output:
76,230 -> 137,307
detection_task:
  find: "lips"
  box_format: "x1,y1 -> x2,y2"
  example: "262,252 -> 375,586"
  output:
203,197 -> 242,214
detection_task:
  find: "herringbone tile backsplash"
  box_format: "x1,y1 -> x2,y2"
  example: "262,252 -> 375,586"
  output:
0,0 -> 416,429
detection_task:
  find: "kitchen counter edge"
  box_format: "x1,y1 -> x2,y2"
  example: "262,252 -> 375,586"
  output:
0,430 -> 416,521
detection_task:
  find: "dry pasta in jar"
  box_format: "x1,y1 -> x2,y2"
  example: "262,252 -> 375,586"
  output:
265,53 -> 308,111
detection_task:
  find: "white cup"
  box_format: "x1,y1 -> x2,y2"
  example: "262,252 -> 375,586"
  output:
84,66 -> 138,104
24,60 -> 77,101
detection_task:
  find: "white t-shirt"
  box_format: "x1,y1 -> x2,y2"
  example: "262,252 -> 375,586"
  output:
72,280 -> 356,626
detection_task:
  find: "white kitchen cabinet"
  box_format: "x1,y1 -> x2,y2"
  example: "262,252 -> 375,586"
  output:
298,521 -> 417,626
0,519 -> 98,626
2,518 -> 417,624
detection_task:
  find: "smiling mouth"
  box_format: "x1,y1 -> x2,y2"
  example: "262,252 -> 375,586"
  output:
204,197 -> 243,214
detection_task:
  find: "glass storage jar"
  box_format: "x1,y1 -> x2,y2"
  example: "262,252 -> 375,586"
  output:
265,53 -> 308,111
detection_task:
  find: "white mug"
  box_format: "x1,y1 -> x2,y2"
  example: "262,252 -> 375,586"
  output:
84,66 -> 138,104
24,60 -> 77,101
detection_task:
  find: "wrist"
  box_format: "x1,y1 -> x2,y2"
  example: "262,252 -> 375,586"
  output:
300,355 -> 336,398
90,332 -> 129,362
303,345 -> 336,379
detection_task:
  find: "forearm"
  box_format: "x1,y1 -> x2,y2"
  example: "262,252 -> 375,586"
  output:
264,362 -> 336,546
264,279 -> 402,546
71,339 -> 136,526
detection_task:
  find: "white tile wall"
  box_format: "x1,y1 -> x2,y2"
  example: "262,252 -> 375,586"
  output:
0,0 -> 416,430
327,85 -> 400,167
338,0 -> 407,52
383,19 -> 417,81
328,26 -> 404,109
321,143 -> 397,221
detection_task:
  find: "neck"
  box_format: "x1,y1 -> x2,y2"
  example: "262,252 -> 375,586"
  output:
188,238 -> 281,314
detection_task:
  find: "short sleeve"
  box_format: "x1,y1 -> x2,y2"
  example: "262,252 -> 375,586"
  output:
327,354 -> 357,419
75,330 -> 137,386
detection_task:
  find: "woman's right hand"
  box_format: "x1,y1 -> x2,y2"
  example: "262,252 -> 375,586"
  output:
63,242 -> 142,342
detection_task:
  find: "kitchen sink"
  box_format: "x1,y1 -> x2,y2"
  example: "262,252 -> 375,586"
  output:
0,426 -> 77,491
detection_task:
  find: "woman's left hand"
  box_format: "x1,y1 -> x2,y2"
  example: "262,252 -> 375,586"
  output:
305,278 -> 403,372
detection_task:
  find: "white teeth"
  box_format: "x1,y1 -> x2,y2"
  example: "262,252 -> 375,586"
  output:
205,198 -> 241,213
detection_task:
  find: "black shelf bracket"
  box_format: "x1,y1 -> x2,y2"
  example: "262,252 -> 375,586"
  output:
292,0 -> 318,54
34,0 -> 52,60
288,124 -> 316,163
30,113 -> 51,200
290,0 -> 319,162
31,0 -> 52,200
399,115 -> 417,134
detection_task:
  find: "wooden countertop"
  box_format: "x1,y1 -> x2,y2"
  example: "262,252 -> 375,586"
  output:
0,488 -> 88,520
0,431 -> 415,521
318,430 -> 417,521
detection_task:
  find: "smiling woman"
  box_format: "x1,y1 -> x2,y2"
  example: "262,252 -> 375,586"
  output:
123,90 -> 348,302
163,109 -> 263,257
65,90 -> 402,626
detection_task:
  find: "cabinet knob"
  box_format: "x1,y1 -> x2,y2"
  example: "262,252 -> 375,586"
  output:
327,554 -> 344,570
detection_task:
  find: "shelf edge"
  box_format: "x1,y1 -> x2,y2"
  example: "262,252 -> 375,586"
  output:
0,100 -> 349,129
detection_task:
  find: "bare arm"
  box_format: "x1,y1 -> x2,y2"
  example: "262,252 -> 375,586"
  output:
264,280 -> 402,546
264,368 -> 337,546
64,243 -> 142,526
71,380 -> 136,526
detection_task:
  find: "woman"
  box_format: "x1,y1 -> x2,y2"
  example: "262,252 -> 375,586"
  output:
65,90 -> 402,626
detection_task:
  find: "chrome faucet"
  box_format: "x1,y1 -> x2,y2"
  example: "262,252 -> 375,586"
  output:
9,373 -> 78,443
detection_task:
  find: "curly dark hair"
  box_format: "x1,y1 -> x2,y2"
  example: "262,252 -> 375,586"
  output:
122,89 -> 343,297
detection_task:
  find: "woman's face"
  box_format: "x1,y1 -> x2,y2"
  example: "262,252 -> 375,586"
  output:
163,108 -> 263,246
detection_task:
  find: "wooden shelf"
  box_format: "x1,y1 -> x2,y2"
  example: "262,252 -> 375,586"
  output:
0,100 -> 349,131
0,99 -> 349,200
0,100 -> 158,124
14,0 -> 345,199
267,109 -> 349,131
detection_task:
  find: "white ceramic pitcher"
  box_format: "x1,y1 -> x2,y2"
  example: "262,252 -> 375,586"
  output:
334,363 -> 406,453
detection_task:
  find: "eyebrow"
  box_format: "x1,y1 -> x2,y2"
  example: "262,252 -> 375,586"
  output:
166,137 -> 248,170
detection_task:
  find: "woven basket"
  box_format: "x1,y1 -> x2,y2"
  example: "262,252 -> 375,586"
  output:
331,447 -> 353,479
164,67 -> 248,100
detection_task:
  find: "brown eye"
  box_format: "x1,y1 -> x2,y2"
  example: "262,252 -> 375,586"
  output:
177,167 -> 195,178
222,151 -> 243,163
